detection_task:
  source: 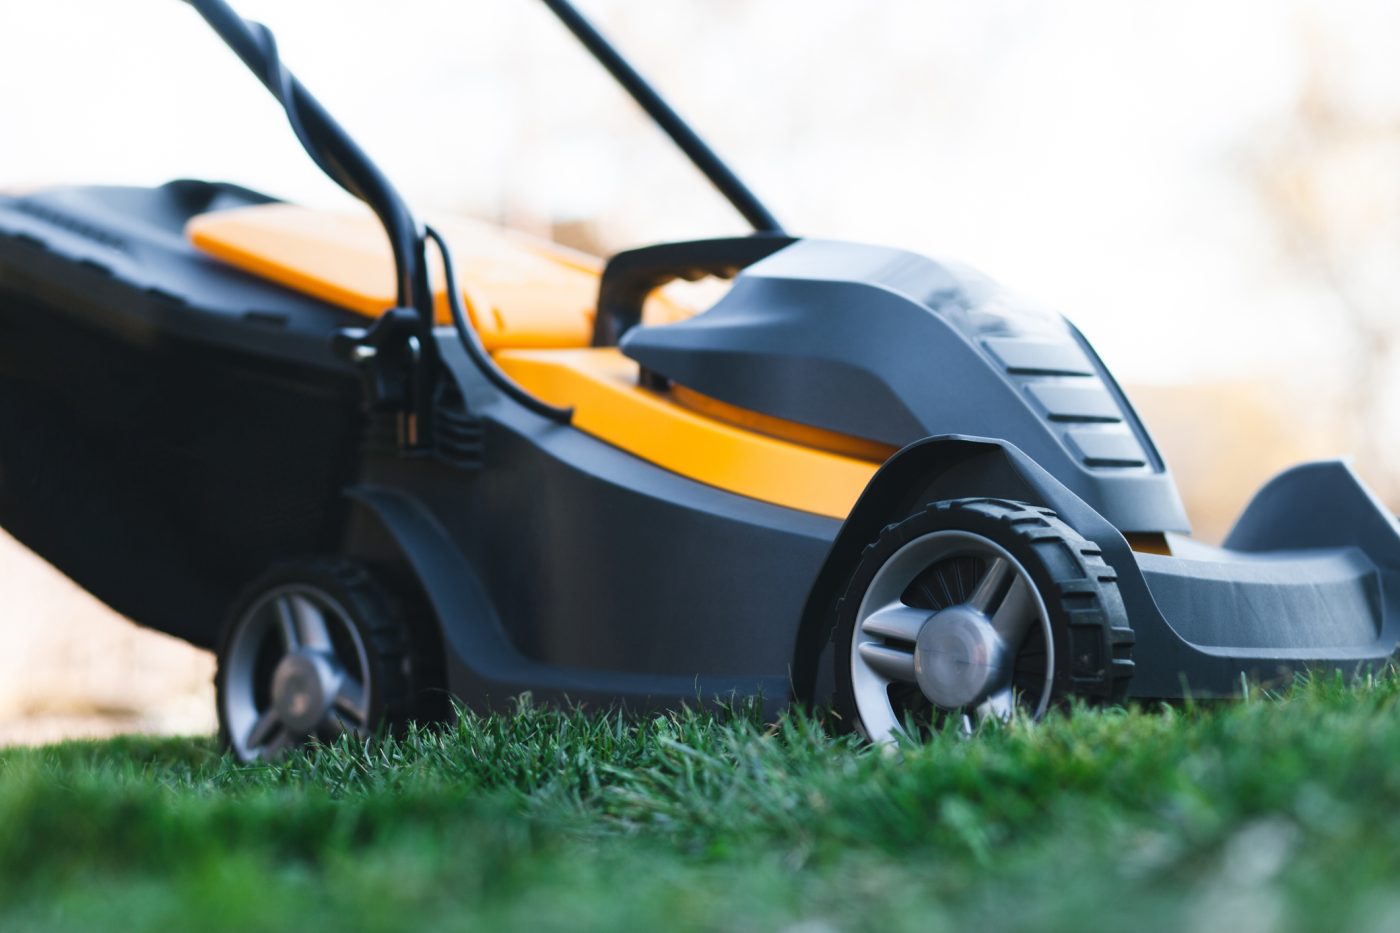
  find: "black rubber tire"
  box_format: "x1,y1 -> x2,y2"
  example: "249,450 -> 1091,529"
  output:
832,498 -> 1135,736
215,557 -> 415,759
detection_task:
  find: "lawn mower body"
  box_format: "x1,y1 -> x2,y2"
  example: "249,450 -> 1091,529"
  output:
3,180 -> 1397,711
2,0 -> 1398,753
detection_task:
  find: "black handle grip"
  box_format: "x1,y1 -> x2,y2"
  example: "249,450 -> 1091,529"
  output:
592,235 -> 796,346
185,0 -> 430,321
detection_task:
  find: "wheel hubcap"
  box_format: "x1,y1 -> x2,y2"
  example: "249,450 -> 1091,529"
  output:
222,584 -> 372,762
850,530 -> 1054,743
914,605 -> 1007,709
271,650 -> 344,734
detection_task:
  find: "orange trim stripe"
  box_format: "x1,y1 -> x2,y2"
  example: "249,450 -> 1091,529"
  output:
187,204 -> 600,348
670,383 -> 899,462
496,348 -> 881,519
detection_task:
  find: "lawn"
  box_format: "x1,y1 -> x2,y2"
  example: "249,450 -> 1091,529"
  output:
4,675 -> 1400,932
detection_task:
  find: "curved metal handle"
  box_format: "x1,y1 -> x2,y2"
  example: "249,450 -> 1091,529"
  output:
184,0 -> 430,323
538,0 -> 785,236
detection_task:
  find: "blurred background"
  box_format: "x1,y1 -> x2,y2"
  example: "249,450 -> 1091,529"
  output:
1,0 -> 1397,743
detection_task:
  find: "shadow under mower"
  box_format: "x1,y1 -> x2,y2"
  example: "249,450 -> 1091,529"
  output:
1,0 -> 1397,760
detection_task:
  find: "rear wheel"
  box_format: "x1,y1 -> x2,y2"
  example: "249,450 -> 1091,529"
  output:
216,559 -> 413,762
833,498 -> 1133,742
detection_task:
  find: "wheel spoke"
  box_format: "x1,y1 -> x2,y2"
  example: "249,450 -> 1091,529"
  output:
256,726 -> 297,762
245,709 -> 281,750
333,677 -> 368,725
967,557 -> 1012,613
290,595 -> 333,650
274,596 -> 300,650
857,642 -> 917,682
989,575 -> 1037,651
322,709 -> 351,740
861,603 -> 931,644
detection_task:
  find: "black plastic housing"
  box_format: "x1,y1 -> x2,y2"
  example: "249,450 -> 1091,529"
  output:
4,181 -> 1398,715
623,240 -> 1190,534
0,183 -> 362,648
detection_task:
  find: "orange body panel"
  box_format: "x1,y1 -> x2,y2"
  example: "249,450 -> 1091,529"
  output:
496,348 -> 881,519
189,204 -> 880,517
189,203 -> 696,347
188,204 -> 609,349
670,383 -> 899,463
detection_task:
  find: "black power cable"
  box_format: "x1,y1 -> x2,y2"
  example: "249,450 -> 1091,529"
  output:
424,226 -> 573,424
186,0 -> 568,435
184,0 -> 432,321
188,0 -> 769,430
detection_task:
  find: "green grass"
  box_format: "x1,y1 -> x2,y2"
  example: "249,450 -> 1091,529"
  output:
5,675 -> 1400,932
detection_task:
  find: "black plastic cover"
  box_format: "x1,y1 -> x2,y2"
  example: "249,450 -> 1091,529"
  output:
622,239 -> 1190,533
0,182 -> 361,366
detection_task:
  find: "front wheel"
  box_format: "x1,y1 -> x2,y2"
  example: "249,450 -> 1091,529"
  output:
833,498 -> 1134,742
216,559 -> 415,762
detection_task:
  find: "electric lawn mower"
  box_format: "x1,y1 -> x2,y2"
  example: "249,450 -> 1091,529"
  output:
2,0 -> 1397,760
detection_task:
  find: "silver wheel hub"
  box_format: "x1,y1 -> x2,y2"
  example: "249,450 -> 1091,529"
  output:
271,650 -> 344,734
914,605 -> 1007,709
849,529 -> 1055,743
221,584 -> 373,762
